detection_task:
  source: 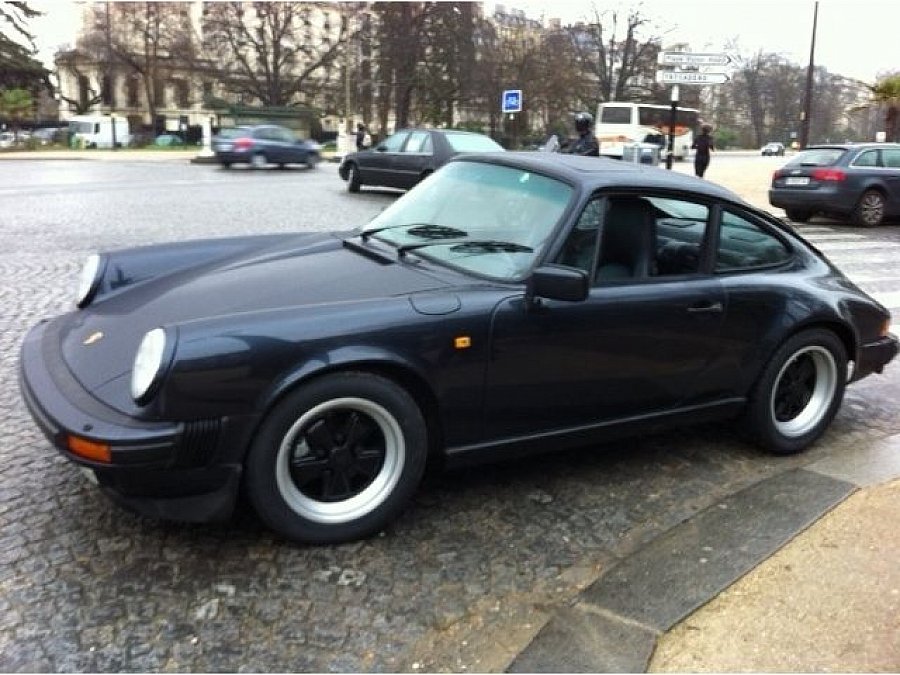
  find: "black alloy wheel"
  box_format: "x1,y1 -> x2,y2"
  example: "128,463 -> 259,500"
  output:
745,329 -> 847,455
245,372 -> 427,544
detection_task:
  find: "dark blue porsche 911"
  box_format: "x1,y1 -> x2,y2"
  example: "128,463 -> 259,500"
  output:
20,153 -> 898,544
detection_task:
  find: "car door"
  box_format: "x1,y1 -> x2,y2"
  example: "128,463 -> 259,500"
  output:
360,131 -> 409,187
880,148 -> 900,212
392,130 -> 432,189
484,193 -> 729,440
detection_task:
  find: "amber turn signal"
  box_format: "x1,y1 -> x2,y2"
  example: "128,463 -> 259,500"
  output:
67,435 -> 111,463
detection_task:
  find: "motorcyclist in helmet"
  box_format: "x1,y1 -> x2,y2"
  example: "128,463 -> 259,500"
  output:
564,112 -> 599,157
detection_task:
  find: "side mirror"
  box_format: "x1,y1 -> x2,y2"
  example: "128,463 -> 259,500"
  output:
527,265 -> 589,303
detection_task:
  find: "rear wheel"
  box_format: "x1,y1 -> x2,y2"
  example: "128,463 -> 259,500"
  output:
245,372 -> 428,544
745,329 -> 846,455
250,153 -> 268,169
347,163 -> 361,192
306,154 -> 320,169
852,190 -> 886,227
221,161 -> 232,169
785,209 -> 812,223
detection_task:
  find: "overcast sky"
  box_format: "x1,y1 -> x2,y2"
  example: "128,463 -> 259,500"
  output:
28,0 -> 899,84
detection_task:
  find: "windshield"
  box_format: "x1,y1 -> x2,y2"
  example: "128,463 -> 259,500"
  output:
361,161 -> 573,281
788,148 -> 845,167
444,132 -> 504,153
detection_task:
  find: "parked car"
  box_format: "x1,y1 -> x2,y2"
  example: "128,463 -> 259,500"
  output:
338,128 -> 504,192
32,127 -> 65,145
761,142 -> 785,156
20,153 -> 898,544
211,124 -> 321,169
153,133 -> 185,147
0,131 -> 17,149
769,143 -> 900,226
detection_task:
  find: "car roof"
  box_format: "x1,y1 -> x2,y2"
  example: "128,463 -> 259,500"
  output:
805,143 -> 900,151
449,152 -> 744,202
396,128 -> 487,137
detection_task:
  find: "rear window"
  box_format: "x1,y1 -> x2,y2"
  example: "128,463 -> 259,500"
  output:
600,106 -> 632,124
787,148 -> 846,167
444,133 -> 503,153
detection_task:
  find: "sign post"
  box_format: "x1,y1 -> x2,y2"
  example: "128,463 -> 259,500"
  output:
501,89 -> 522,148
655,52 -> 734,169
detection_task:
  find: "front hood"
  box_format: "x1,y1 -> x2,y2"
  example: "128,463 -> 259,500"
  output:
60,233 -> 450,393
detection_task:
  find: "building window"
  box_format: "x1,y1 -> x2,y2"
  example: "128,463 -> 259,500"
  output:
173,80 -> 190,108
127,77 -> 140,108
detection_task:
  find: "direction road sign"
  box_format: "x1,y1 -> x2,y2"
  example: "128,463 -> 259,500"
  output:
502,89 -> 522,113
656,70 -> 730,85
658,52 -> 733,67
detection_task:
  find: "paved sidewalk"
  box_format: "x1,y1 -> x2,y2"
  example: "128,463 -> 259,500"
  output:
507,433 -> 900,672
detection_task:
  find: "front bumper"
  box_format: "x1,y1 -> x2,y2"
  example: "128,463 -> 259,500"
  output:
19,319 -> 241,522
854,332 -> 899,381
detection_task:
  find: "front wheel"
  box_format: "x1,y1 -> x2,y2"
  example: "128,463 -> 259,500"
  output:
250,152 -> 268,169
852,190 -> 886,227
245,372 -> 428,544
347,163 -> 361,192
745,329 -> 847,455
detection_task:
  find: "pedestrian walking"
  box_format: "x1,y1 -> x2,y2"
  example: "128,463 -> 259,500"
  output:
692,124 -> 714,178
355,124 -> 371,151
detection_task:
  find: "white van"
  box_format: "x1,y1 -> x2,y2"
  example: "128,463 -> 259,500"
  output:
68,115 -> 131,149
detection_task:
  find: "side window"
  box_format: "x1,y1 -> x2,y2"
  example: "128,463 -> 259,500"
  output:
716,210 -> 792,271
277,128 -> 295,143
853,150 -> 879,167
404,131 -> 429,152
555,195 -> 709,281
420,133 -> 434,154
882,149 -> 900,168
380,132 -> 409,152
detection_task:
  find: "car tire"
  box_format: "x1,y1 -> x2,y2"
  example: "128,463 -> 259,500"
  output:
221,162 -> 232,169
785,209 -> 812,223
347,163 -> 361,192
244,372 -> 428,544
852,190 -> 886,227
745,329 -> 846,455
250,153 -> 267,170
306,154 -> 320,169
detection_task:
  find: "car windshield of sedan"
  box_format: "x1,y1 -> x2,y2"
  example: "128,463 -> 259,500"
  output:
361,161 -> 573,280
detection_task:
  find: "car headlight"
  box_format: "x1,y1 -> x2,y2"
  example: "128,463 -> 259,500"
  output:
131,327 -> 171,404
75,253 -> 106,308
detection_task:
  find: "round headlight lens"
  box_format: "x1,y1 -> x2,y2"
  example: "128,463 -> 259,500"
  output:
131,328 -> 168,403
76,254 -> 103,308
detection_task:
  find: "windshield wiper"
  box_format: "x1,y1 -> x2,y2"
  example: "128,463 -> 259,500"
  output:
398,239 -> 533,258
360,223 -> 467,242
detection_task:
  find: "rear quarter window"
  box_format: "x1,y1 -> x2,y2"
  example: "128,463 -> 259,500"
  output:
716,210 -> 792,271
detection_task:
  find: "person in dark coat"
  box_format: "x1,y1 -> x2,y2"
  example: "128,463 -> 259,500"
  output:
355,124 -> 369,151
692,124 -> 714,178
563,112 -> 600,157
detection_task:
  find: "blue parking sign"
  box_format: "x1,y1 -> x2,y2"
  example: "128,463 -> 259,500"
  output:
502,89 -> 522,113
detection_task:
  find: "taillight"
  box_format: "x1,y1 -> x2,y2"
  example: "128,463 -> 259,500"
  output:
234,137 -> 253,150
811,167 -> 846,182
772,169 -> 785,181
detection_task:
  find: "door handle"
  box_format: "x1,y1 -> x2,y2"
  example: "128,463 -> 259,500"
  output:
687,301 -> 723,314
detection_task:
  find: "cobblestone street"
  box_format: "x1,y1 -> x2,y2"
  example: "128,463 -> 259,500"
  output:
1,158 -> 898,672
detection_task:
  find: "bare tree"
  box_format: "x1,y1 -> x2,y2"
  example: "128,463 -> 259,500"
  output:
567,5 -> 663,107
201,2 -> 355,108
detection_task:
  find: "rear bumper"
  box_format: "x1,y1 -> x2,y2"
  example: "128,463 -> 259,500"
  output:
768,187 -> 852,215
854,333 -> 899,381
19,319 -> 242,522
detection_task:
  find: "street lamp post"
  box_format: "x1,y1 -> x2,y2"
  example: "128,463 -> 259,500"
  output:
799,1 -> 819,149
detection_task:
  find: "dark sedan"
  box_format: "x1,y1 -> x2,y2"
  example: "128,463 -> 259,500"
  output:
212,124 -> 321,169
20,153 -> 898,544
769,143 -> 900,226
338,128 -> 504,191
